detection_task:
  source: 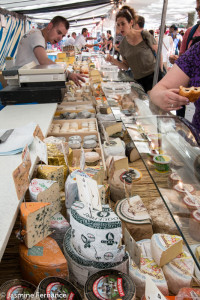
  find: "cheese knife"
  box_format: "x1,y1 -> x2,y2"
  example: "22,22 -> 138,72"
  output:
0,129 -> 14,143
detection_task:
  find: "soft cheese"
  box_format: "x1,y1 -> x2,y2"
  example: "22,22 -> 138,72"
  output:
151,234 -> 183,267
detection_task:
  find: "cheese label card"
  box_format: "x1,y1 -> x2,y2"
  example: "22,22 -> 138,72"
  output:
80,147 -> 85,171
22,144 -> 31,171
108,156 -> 115,180
61,142 -> 69,170
35,136 -> 48,165
76,175 -> 102,211
145,275 -> 167,300
124,227 -> 141,267
13,161 -> 30,200
102,124 -> 110,144
33,124 -> 44,141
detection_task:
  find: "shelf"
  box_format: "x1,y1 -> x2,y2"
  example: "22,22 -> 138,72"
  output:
0,103 -> 57,261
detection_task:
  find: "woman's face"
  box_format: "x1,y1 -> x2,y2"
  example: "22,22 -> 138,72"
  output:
116,17 -> 133,36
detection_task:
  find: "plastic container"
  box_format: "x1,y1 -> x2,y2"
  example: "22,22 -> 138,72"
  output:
153,154 -> 171,173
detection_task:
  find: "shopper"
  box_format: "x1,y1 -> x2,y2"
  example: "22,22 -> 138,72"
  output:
106,30 -> 113,53
157,25 -> 174,72
65,32 -> 76,46
15,16 -> 85,86
74,28 -> 99,51
169,24 -> 182,55
149,42 -> 200,134
105,5 -> 163,93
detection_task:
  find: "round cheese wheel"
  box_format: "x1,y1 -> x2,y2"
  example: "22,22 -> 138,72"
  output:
83,140 -> 97,149
0,280 -> 36,300
68,135 -> 82,143
68,140 -> 81,149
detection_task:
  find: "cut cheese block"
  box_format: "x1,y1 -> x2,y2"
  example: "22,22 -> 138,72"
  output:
19,237 -> 69,286
129,258 -> 169,298
105,122 -> 123,136
106,156 -> 129,176
115,196 -> 153,241
151,234 -> 183,267
29,179 -> 61,215
162,250 -> 194,295
103,138 -> 125,159
125,142 -> 140,162
37,165 -> 64,191
20,202 -> 52,248
69,166 -> 104,185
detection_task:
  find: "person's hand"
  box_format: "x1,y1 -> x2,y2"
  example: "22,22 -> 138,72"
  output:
68,72 -> 87,87
105,54 -> 114,63
169,55 -> 179,64
155,88 -> 189,111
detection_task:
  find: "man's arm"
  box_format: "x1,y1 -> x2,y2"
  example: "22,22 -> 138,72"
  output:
34,47 -> 55,65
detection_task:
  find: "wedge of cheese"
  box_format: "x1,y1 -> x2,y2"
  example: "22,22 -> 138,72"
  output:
37,165 -> 64,191
20,202 -> 52,248
29,178 -> 61,215
151,234 -> 183,267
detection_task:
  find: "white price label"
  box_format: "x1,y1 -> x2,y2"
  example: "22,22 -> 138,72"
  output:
145,275 -> 167,300
135,142 -> 150,153
80,147 -> 85,171
124,228 -> 141,267
35,136 -> 48,165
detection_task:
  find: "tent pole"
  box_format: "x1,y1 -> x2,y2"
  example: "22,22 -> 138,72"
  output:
153,0 -> 168,87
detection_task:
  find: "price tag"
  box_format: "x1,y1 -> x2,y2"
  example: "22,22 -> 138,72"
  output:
35,136 -> 48,165
12,161 -> 30,200
76,175 -> 102,211
22,144 -> 31,171
33,124 -> 44,141
61,142 -> 69,170
108,156 -> 115,179
145,275 -> 167,300
80,147 -> 85,171
124,227 -> 141,267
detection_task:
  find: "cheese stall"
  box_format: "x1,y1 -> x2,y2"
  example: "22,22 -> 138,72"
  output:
0,50 -> 200,299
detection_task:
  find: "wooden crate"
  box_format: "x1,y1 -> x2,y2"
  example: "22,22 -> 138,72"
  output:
55,104 -> 95,117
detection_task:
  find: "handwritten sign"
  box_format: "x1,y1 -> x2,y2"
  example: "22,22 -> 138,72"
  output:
33,124 -> 44,141
35,137 -> 48,165
124,227 -> 141,267
13,161 -> 30,200
22,144 -> 31,171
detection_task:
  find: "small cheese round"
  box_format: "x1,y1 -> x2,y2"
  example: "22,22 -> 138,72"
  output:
83,140 -> 97,149
85,152 -> 100,166
68,140 -> 81,149
69,135 -> 82,143
83,135 -> 98,142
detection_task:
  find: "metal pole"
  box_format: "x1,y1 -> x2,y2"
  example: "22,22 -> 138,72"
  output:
153,0 -> 168,87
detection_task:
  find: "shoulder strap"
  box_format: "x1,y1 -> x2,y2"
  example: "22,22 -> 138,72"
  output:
186,24 -> 199,50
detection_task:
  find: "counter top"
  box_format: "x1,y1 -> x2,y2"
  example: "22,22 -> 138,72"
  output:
0,103 -> 57,261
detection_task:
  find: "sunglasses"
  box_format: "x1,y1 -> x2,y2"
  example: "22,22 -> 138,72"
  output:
196,6 -> 200,12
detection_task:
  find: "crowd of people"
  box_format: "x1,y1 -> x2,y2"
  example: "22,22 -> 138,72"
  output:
13,0 -> 200,135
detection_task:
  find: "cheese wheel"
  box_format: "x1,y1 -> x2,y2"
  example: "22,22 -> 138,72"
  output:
0,280 -> 36,300
19,237 -> 69,285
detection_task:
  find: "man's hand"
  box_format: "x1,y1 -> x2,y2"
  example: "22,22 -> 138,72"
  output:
68,72 -> 87,87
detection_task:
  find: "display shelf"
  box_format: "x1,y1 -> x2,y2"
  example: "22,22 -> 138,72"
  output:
0,103 -> 57,261
122,114 -> 200,272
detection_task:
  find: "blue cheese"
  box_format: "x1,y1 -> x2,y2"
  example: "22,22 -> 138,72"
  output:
37,165 -> 64,191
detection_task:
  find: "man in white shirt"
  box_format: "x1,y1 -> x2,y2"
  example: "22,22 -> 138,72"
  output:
74,28 -> 98,51
15,16 -> 85,86
65,32 -> 76,46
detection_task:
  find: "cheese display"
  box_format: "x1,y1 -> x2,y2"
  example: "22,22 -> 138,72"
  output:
34,277 -> 82,300
20,202 -> 53,248
106,156 -> 129,175
162,250 -> 194,295
0,279 -> 36,300
151,234 -> 183,267
37,165 -> 64,191
49,212 -> 70,251
115,196 -> 153,241
29,179 -> 61,215
84,269 -> 136,300
19,237 -> 69,285
103,138 -> 125,159
70,201 -> 125,262
63,228 -> 129,287
109,168 -> 142,201
129,259 -> 169,298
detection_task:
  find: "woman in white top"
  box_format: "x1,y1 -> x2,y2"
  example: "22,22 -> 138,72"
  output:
157,26 -> 174,71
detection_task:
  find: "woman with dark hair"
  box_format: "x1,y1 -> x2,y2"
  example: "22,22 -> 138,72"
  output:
106,5 -> 163,92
